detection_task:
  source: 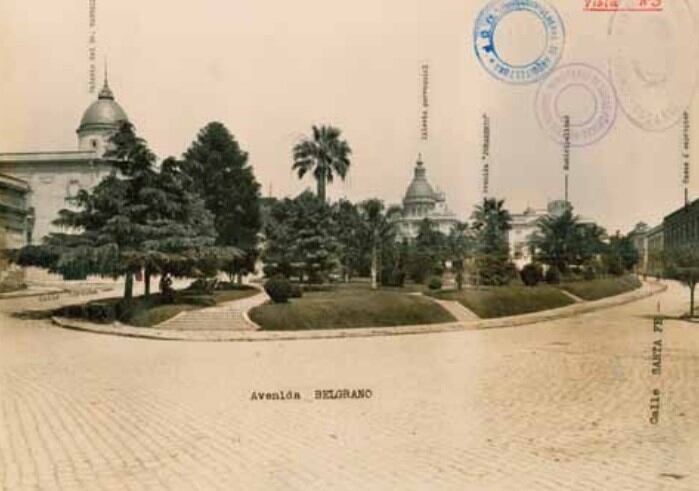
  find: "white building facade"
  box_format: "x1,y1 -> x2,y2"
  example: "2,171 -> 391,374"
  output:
508,200 -> 594,268
394,157 -> 459,240
0,77 -> 129,246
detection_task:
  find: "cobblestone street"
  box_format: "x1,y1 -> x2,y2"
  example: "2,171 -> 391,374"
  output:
1,281 -> 698,490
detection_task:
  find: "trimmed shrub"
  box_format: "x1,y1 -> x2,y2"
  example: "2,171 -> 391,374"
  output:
545,266 -> 561,284
56,304 -> 86,319
474,254 -> 514,286
428,276 -> 443,290
520,263 -> 543,287
264,277 -> 293,303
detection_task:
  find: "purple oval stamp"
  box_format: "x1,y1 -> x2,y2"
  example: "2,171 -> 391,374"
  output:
473,0 -> 565,85
609,0 -> 699,131
535,63 -> 617,147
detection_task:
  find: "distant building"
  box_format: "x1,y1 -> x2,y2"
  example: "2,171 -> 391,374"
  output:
508,200 -> 595,268
0,173 -> 32,248
509,205 -> 549,266
627,221 -> 665,275
0,75 -> 129,245
395,156 -> 459,240
664,198 -> 699,251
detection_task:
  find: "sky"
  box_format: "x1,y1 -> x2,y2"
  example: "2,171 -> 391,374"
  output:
0,0 -> 697,233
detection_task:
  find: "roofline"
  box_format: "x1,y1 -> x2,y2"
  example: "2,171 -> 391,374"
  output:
0,151 -> 102,163
0,150 -> 97,156
664,198 -> 699,221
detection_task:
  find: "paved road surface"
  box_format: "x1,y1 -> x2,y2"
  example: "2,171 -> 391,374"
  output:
0,281 -> 697,490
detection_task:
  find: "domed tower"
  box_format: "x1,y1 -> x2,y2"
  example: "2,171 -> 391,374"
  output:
403,156 -> 437,217
76,74 -> 129,157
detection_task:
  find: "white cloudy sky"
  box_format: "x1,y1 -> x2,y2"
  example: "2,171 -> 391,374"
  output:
0,0 -> 697,233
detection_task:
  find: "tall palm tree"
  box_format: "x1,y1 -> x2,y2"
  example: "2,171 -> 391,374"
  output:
471,198 -> 512,255
292,125 -> 351,202
529,208 -> 604,272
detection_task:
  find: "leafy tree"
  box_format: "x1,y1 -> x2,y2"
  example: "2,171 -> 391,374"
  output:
576,223 -> 607,266
292,125 -> 351,202
471,198 -> 512,255
359,199 -> 399,289
530,208 -> 607,274
333,199 -> 367,281
471,198 -> 512,286
406,219 -> 447,284
446,222 -> 472,290
603,232 -> 639,275
16,122 -> 232,299
262,191 -> 339,282
182,122 -> 261,281
663,246 -> 699,318
530,209 -> 580,273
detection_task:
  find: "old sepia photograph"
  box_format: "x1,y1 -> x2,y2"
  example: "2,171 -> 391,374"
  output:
1,0 -> 698,489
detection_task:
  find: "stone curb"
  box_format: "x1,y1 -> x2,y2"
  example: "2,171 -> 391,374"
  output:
50,281 -> 667,343
0,288 -> 67,300
0,285 -> 116,301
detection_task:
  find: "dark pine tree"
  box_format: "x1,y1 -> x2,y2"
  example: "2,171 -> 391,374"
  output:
16,122 -> 225,300
182,122 -> 262,281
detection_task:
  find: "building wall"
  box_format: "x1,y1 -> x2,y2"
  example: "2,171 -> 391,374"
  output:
78,127 -> 115,157
664,199 -> 699,251
0,159 -> 112,243
0,175 -> 30,249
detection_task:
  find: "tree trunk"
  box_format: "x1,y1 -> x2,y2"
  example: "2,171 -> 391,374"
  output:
317,167 -> 327,202
371,243 -> 378,290
144,268 -> 151,296
124,272 -> 134,300
691,283 -> 696,318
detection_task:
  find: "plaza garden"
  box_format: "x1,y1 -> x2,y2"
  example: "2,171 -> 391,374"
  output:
9,120 -> 695,330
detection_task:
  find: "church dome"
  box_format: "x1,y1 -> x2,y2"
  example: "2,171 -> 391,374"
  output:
404,158 -> 437,203
77,79 -> 128,132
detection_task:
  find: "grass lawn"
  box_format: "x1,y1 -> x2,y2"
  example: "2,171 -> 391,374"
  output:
127,287 -> 259,327
56,285 -> 259,328
127,304 -> 200,327
250,284 -> 454,330
431,285 -> 575,319
560,275 -> 642,301
212,288 -> 259,303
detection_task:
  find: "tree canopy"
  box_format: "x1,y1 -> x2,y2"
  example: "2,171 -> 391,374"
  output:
181,122 -> 261,279
16,122 -> 241,298
292,125 -> 351,202
261,191 -> 339,282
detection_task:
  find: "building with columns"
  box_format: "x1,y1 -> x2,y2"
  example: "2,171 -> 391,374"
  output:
394,156 -> 459,240
0,76 -> 130,246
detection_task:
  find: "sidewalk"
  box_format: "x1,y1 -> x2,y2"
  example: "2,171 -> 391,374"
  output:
51,280 -> 668,342
156,289 -> 268,331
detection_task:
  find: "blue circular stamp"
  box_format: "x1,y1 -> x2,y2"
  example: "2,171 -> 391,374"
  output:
474,0 -> 565,85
